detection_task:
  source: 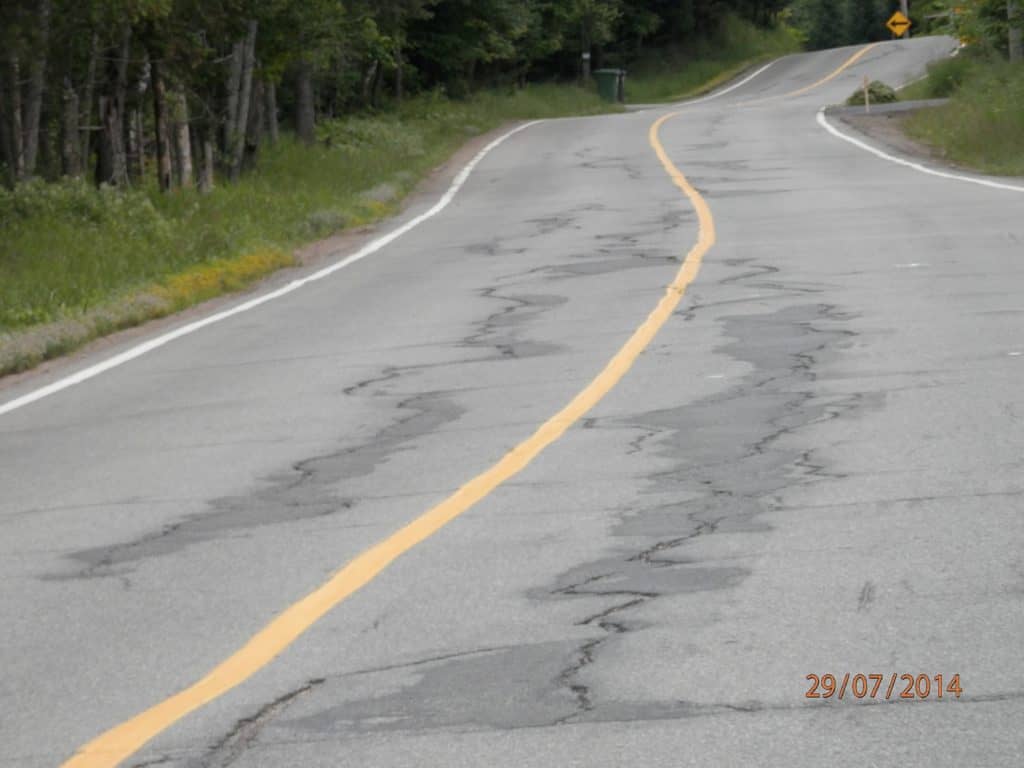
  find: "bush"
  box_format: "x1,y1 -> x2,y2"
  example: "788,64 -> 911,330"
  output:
846,80 -> 898,106
0,82 -> 615,356
923,54 -> 978,98
625,15 -> 801,103
904,55 -> 1024,175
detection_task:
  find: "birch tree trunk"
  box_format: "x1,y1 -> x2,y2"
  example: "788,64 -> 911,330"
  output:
361,60 -> 376,106
152,61 -> 173,192
173,91 -> 193,188
229,20 -> 257,181
198,127 -> 214,193
126,107 -> 142,180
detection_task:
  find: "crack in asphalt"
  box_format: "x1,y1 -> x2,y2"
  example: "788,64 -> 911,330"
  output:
189,678 -> 325,768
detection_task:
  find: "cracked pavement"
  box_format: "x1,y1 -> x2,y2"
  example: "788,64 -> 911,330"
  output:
2,37 -> 1024,767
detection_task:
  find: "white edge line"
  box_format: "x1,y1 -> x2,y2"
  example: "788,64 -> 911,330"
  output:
682,60 -> 777,106
816,109 -> 1024,193
0,120 -> 542,418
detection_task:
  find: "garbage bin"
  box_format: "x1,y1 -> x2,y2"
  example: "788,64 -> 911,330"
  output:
593,69 -> 626,103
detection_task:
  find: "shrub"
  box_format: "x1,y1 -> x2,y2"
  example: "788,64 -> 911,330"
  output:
846,80 -> 898,106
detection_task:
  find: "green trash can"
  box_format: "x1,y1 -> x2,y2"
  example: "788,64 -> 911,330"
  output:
593,69 -> 626,103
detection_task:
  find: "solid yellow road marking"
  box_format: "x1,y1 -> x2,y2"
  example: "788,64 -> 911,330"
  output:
740,43 -> 881,105
60,111 -> 714,768
781,43 -> 880,98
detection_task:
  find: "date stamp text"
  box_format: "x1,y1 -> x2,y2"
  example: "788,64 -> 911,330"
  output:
805,673 -> 962,700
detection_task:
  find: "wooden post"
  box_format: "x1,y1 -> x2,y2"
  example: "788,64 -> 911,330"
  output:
863,75 -> 871,114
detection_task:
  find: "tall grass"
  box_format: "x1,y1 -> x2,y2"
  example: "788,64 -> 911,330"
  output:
902,53 -> 1024,176
625,16 -> 800,103
0,85 -> 613,337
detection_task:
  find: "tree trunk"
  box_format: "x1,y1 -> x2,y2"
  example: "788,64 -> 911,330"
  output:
0,81 -> 12,180
295,59 -> 315,144
173,91 -> 193,188
95,31 -> 131,187
80,32 -> 99,172
1011,1 -> 1022,63
126,107 -> 141,180
371,59 -> 383,108
230,20 -> 257,181
198,128 -> 214,193
581,25 -> 592,82
152,61 -> 172,192
395,41 -> 404,104
264,79 -> 279,143
245,77 -> 264,166
114,27 -> 131,128
224,40 -> 243,152
97,95 -> 128,185
22,0 -> 53,177
9,56 -> 25,181
361,60 -> 377,106
61,77 -> 81,177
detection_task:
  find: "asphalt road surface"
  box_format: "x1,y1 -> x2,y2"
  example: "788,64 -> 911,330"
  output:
3,37 -> 1023,767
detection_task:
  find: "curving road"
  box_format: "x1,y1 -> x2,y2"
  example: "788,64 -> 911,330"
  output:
3,37 -> 1023,767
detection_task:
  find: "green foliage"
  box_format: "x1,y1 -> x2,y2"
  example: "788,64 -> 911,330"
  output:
788,0 -> 900,49
626,15 -> 800,102
903,54 -> 1024,175
845,80 -> 898,105
0,85 -> 613,334
920,53 -> 980,97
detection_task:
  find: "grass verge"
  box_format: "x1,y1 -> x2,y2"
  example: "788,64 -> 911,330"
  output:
900,52 -> 1024,176
624,16 -> 800,103
0,85 -> 615,377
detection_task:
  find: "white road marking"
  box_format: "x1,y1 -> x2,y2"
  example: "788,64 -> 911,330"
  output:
817,109 -> 1024,194
0,121 -> 541,419
684,61 -> 777,106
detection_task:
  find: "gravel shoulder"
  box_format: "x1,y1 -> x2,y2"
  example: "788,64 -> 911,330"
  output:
829,99 -> 950,166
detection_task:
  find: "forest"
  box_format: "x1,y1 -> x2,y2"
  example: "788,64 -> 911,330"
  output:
1,0 -> 1019,376
0,0 -> 792,189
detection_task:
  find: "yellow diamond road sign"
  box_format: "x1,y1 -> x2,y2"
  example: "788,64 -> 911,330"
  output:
887,10 -> 911,37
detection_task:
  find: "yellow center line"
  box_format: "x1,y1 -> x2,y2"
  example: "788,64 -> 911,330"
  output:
739,43 -> 881,106
60,111 -> 714,768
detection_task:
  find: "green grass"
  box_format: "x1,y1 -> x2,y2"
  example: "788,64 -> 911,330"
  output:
0,84 -> 613,369
625,16 -> 800,103
899,53 -> 977,101
900,52 -> 1024,175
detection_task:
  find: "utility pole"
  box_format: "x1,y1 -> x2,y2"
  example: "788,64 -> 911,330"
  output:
901,0 -> 912,38
1010,1 -> 1022,63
